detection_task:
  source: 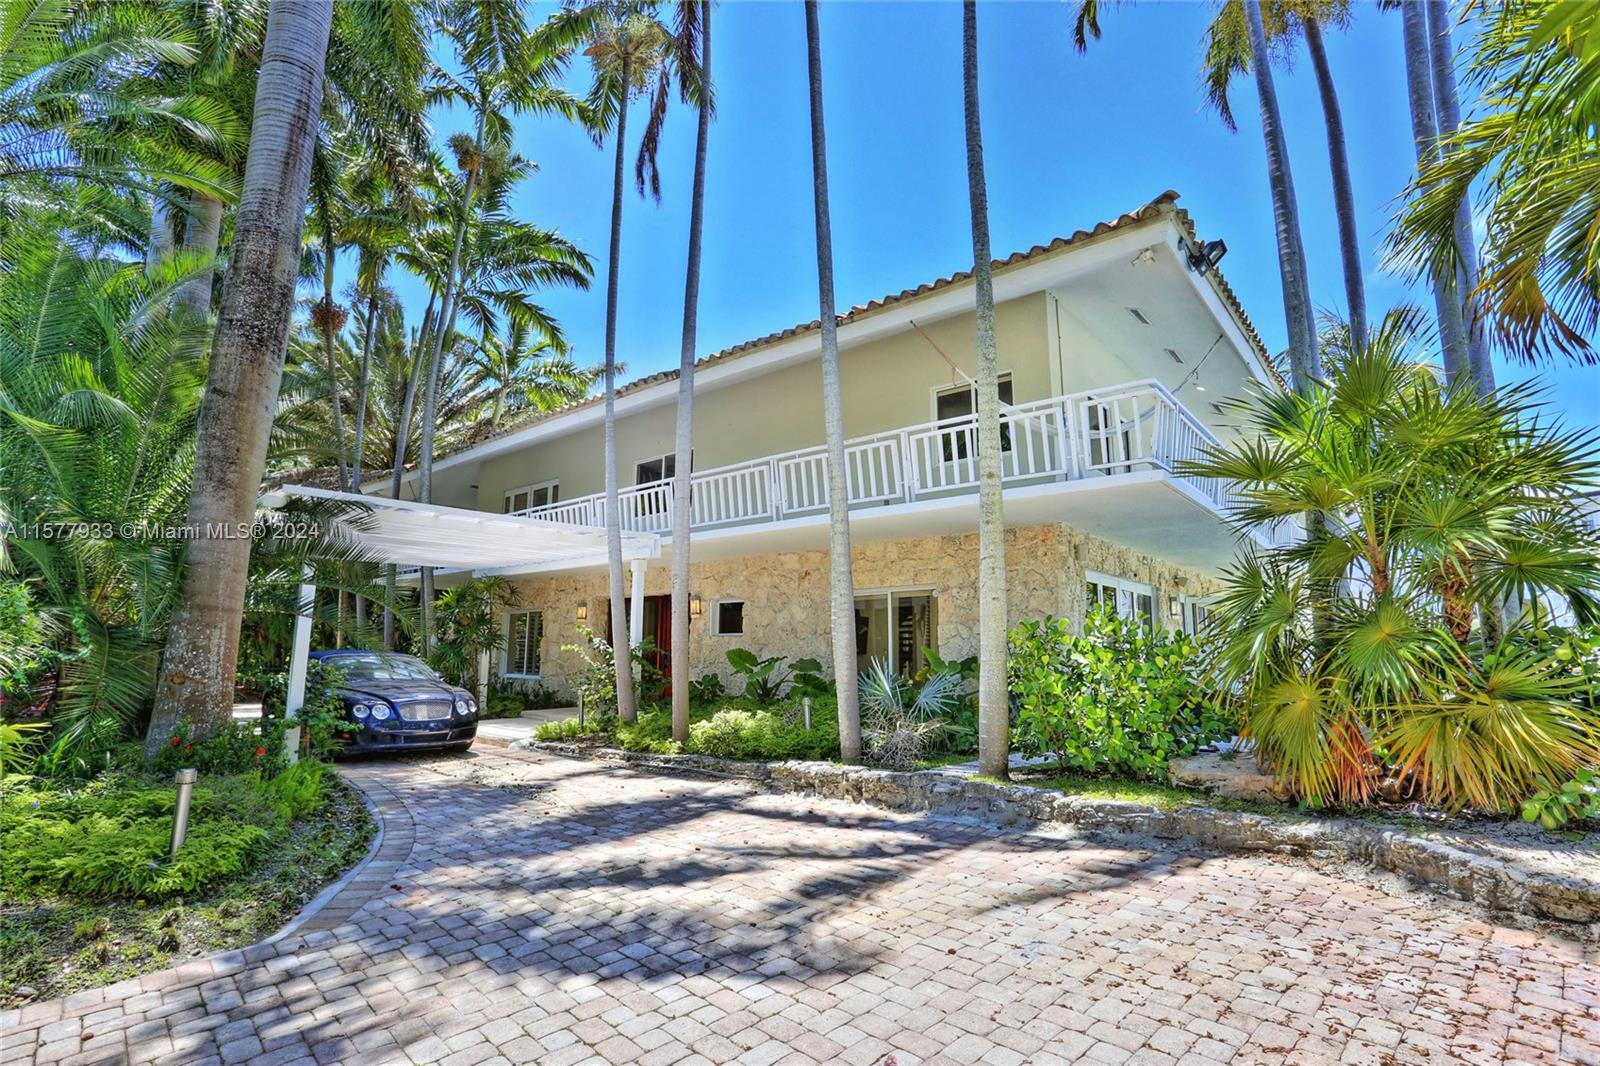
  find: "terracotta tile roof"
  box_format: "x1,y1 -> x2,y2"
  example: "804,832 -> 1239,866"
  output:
434,191 -> 1278,465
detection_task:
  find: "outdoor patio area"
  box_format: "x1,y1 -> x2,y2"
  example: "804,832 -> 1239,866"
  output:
6,747 -> 1594,1066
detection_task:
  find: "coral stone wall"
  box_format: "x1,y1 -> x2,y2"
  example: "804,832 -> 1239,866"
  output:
502,523 -> 1223,698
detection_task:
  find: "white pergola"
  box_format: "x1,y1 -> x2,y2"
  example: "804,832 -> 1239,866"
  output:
269,485 -> 660,745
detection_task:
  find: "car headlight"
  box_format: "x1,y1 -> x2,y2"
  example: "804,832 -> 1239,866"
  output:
370,703 -> 392,720
455,698 -> 471,715
352,703 -> 371,719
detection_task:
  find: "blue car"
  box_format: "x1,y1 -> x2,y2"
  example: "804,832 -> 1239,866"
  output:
309,650 -> 478,754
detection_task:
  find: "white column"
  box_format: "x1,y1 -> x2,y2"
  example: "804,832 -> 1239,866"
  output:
283,563 -> 314,764
629,558 -> 646,650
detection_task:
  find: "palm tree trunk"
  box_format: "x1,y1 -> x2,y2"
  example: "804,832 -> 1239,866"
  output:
1244,0 -> 1319,393
352,291 -> 378,480
175,192 -> 224,318
605,53 -> 639,723
418,133 -> 483,658
1401,2 -> 1471,386
385,292 -> 433,651
1303,18 -> 1366,349
671,7 -> 711,745
1425,0 -> 1494,397
321,232 -> 350,489
963,0 -> 1010,780
805,0 -> 861,763
146,0 -> 333,758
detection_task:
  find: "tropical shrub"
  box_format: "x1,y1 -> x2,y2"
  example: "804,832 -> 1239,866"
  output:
0,763 -> 332,900
1008,610 -> 1229,780
858,658 -> 965,769
429,577 -> 518,689
689,672 -> 726,706
534,696 -> 841,761
150,720 -> 289,778
1523,769 -> 1600,830
1186,315 -> 1600,809
725,648 -> 826,701
562,626 -> 664,713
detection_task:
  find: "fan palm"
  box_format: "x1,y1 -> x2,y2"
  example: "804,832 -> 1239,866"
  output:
1187,310 -> 1600,808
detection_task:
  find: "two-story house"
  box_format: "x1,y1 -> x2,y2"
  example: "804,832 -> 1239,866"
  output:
371,192 -> 1285,696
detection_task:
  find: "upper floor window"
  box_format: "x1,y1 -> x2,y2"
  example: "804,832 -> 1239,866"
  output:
935,376 -> 1013,461
505,480 -> 558,514
636,454 -> 676,485
505,610 -> 543,676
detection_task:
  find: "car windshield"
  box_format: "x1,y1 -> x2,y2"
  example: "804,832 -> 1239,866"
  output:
326,654 -> 438,682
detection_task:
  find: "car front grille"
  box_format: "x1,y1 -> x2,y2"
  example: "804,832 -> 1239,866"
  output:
398,700 -> 453,722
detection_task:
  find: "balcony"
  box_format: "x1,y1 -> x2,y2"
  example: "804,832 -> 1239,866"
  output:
515,380 -> 1287,553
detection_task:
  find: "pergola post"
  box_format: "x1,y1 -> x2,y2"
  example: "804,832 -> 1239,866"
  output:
283,562 -> 314,764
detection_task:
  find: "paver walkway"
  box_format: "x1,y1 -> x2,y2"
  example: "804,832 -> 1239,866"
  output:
5,748 -> 1597,1066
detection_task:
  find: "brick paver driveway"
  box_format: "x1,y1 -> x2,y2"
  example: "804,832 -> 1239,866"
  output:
6,748 -> 1597,1066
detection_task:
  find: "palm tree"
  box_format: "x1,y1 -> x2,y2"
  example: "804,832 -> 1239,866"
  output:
1073,0 -> 1320,389
1194,0 -> 1366,347
1243,0 -> 1320,392
585,5 -> 674,724
414,4 -> 586,653
1392,2 -> 1600,365
0,0 -> 235,242
147,0 -> 335,756
803,0 -> 862,763
668,1 -> 712,745
1,215 -> 208,766
1423,0 -> 1493,394
463,320 -> 600,428
1400,1 -> 1472,388
963,0 -> 1010,779
1186,309 -> 1600,811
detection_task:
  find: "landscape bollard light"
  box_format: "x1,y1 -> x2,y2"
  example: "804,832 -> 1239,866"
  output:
802,697 -> 812,730
170,768 -> 197,856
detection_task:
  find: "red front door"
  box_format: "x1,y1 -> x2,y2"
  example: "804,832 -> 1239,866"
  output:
609,595 -> 672,692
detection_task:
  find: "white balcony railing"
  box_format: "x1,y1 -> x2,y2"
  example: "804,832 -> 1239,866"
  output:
512,379 -> 1283,547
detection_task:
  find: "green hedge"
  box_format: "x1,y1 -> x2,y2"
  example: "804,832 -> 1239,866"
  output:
535,695 -> 841,762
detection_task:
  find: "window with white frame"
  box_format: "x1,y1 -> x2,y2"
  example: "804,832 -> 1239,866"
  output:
505,610 -> 544,676
854,589 -> 938,677
1085,571 -> 1155,629
934,376 -> 1013,461
504,480 -> 559,514
1180,595 -> 1217,637
713,599 -> 744,636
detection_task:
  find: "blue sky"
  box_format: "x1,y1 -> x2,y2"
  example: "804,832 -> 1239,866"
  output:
382,0 -> 1596,429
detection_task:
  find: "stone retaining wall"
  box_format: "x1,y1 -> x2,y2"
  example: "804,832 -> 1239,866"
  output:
519,740 -> 1600,928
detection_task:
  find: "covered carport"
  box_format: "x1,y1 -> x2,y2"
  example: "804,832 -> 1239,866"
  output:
266,484 -> 660,754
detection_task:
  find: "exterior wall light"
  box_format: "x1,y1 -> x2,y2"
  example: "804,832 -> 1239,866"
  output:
576,601 -> 588,622
1186,238 -> 1228,277
690,594 -> 703,618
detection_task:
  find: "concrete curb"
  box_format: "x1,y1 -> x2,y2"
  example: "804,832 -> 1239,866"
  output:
514,739 -> 1600,927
